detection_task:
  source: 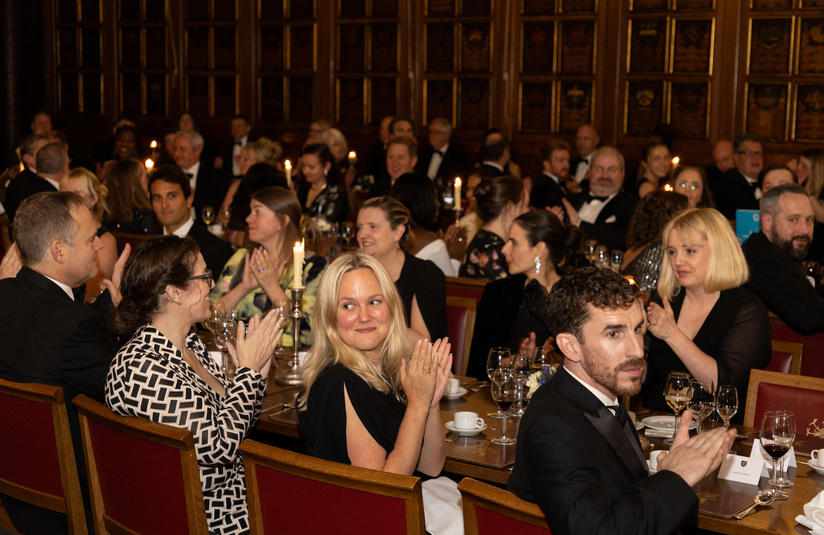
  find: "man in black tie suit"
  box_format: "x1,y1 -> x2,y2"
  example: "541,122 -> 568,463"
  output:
414,117 -> 469,185
562,146 -> 637,251
3,133 -> 51,221
713,133 -> 764,219
174,129 -> 230,220
0,192 -> 122,534
568,123 -> 600,192
477,132 -> 510,178
214,114 -> 253,179
508,267 -> 735,535
530,139 -> 570,211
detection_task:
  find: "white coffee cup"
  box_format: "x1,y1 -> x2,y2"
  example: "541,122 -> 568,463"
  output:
446,377 -> 461,395
453,411 -> 484,431
648,449 -> 666,472
811,449 -> 824,466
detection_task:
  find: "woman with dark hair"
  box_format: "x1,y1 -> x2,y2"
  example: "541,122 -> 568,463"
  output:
103,157 -> 160,234
224,163 -> 287,245
357,196 -> 448,344
389,173 -> 455,276
296,143 -> 349,224
465,211 -> 579,379
106,235 -> 284,535
635,141 -> 672,198
673,166 -> 714,209
621,190 -> 688,293
459,175 -> 529,280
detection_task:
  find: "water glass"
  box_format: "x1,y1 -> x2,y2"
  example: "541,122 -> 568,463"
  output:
715,385 -> 738,430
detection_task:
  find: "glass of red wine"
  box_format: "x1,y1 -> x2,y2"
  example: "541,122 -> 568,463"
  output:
490,368 -> 517,445
760,410 -> 795,500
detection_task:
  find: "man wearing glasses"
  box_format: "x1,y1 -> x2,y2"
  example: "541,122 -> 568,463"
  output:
714,133 -> 764,219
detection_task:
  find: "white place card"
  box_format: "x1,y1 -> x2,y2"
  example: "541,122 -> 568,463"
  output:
751,438 -> 797,477
718,453 -> 764,485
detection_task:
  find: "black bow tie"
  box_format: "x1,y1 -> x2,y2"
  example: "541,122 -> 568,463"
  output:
186,172 -> 194,178
72,284 -> 87,304
611,404 -> 628,426
585,192 -> 610,203
434,150 -> 444,157
234,141 -> 242,146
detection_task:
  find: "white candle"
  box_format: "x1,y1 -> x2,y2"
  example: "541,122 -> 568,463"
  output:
285,160 -> 292,186
145,158 -> 154,170
292,239 -> 305,288
454,177 -> 462,211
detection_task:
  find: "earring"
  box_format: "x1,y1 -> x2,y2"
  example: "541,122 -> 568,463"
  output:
534,256 -> 542,275
323,169 -> 328,177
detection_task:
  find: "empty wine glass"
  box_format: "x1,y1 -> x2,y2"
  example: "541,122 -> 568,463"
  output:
610,250 -> 624,272
688,379 -> 714,434
663,371 -> 692,444
206,301 -> 226,334
595,245 -> 609,268
715,385 -> 738,430
340,222 -> 355,251
214,319 -> 237,384
486,348 -> 511,418
510,353 -> 531,416
202,205 -> 215,225
761,410 -> 795,500
490,369 -> 517,445
584,240 -> 597,265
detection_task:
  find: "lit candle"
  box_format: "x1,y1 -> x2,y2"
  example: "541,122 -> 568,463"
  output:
150,140 -> 157,149
348,151 -> 357,166
671,156 -> 680,167
454,177 -> 462,211
18,161 -> 24,172
145,158 -> 154,170
664,183 -> 673,192
285,160 -> 292,187
292,239 -> 305,288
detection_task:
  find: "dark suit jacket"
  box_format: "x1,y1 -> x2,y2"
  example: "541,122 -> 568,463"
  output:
712,169 -> 759,220
508,367 -> 698,535
191,164 -> 230,218
0,267 -> 118,533
414,144 -> 469,183
477,162 -> 507,178
743,231 -> 824,335
187,222 -> 234,276
571,191 -> 637,251
364,141 -> 389,192
530,172 -> 567,210
4,170 -> 57,221
218,136 -> 254,179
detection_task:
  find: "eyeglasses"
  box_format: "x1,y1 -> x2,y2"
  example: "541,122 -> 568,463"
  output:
186,269 -> 212,286
736,150 -> 763,158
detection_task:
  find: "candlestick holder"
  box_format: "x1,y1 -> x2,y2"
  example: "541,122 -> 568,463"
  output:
275,285 -> 305,386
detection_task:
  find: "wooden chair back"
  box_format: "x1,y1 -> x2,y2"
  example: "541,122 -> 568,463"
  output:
446,295 -> 478,376
458,478 -> 551,534
445,276 -> 487,302
766,340 -> 804,375
0,378 -> 88,534
744,370 -> 824,435
241,440 -> 426,535
73,395 -> 208,535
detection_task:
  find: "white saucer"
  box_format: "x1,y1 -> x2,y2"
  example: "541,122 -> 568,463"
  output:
808,460 -> 824,475
445,421 -> 487,436
634,420 -> 644,431
443,387 -> 468,400
641,415 -> 698,431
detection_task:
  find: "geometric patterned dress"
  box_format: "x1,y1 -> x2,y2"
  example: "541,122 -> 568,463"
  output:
105,325 -> 266,535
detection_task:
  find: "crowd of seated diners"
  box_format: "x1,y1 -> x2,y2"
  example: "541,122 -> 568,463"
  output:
2,110 -> 824,534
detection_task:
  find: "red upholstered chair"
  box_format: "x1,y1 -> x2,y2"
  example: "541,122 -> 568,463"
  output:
743,370 -> 824,440
766,340 -> 803,375
446,276 -> 488,302
446,295 -> 478,376
458,477 -> 551,534
770,317 -> 824,378
240,440 -> 426,535
73,395 -> 208,535
0,378 -> 88,534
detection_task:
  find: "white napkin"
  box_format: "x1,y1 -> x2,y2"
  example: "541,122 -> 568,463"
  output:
795,489 -> 824,532
421,476 -> 464,535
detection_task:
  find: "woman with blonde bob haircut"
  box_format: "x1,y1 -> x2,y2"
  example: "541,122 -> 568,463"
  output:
643,208 -> 770,423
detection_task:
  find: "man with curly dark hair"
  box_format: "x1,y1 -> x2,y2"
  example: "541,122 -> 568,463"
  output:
508,267 -> 735,535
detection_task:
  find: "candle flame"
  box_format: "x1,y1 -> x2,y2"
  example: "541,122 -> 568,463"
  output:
285,160 -> 292,170
455,177 -> 462,187
150,140 -> 157,149
664,184 -> 673,192
145,158 -> 154,170
671,156 -> 680,166
348,151 -> 356,159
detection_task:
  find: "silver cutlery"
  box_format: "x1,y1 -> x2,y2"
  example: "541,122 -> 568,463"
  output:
733,490 -> 774,520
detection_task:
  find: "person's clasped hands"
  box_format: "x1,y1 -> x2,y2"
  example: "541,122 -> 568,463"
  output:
655,411 -> 736,487
402,338 -> 453,409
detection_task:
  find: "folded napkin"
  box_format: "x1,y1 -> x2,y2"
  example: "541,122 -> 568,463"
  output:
421,476 -> 464,535
644,428 -> 674,439
796,489 -> 824,532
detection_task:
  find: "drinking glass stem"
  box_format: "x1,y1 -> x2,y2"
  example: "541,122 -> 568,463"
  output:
500,415 -> 507,441
674,411 -> 680,437
772,458 -> 779,495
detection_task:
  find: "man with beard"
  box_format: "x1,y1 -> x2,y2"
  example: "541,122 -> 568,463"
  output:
562,146 -> 637,251
743,183 -> 824,334
508,267 -> 735,535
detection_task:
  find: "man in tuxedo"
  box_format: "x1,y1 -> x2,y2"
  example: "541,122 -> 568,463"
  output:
174,129 -> 229,220
562,146 -> 637,251
0,192 -> 121,534
530,139 -> 570,211
364,115 -> 394,189
414,117 -> 468,185
569,123 -> 600,190
215,114 -> 253,179
508,267 -> 735,535
149,165 -> 233,276
3,133 -> 51,220
743,183 -> 824,334
368,137 -> 418,198
478,132 -> 510,177
713,133 -> 763,219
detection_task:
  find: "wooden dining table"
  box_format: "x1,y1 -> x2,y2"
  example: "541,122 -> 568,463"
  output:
257,360 -> 824,534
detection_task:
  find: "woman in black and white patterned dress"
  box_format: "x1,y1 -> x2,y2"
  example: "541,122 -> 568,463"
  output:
105,236 -> 284,535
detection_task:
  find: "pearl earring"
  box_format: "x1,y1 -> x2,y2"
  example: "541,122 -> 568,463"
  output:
534,256 -> 542,275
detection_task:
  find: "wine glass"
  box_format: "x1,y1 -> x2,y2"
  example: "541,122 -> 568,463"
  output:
584,240 -> 597,265
663,372 -> 692,444
595,245 -> 609,268
715,385 -> 738,430
206,301 -> 225,334
687,379 -> 714,434
490,369 -> 517,445
486,348 -> 511,418
761,410 -> 795,500
771,409 -> 795,491
215,319 -> 237,384
610,250 -> 624,272
531,347 -> 552,372
202,205 -> 215,225
510,353 -> 531,416
340,222 -> 355,251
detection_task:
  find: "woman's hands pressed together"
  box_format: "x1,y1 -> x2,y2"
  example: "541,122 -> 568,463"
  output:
401,338 -> 453,409
249,247 -> 287,291
228,311 -> 284,377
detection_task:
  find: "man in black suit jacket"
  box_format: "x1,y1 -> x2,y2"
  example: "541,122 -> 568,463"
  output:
174,129 -> 230,219
531,139 -> 570,211
414,117 -> 469,184
477,132 -> 509,178
568,123 -> 600,192
0,192 -> 121,534
562,146 -> 637,251
508,268 -> 735,535
3,133 -> 51,220
215,114 -> 253,179
713,134 -> 763,219
149,165 -> 234,276
743,183 -> 824,335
